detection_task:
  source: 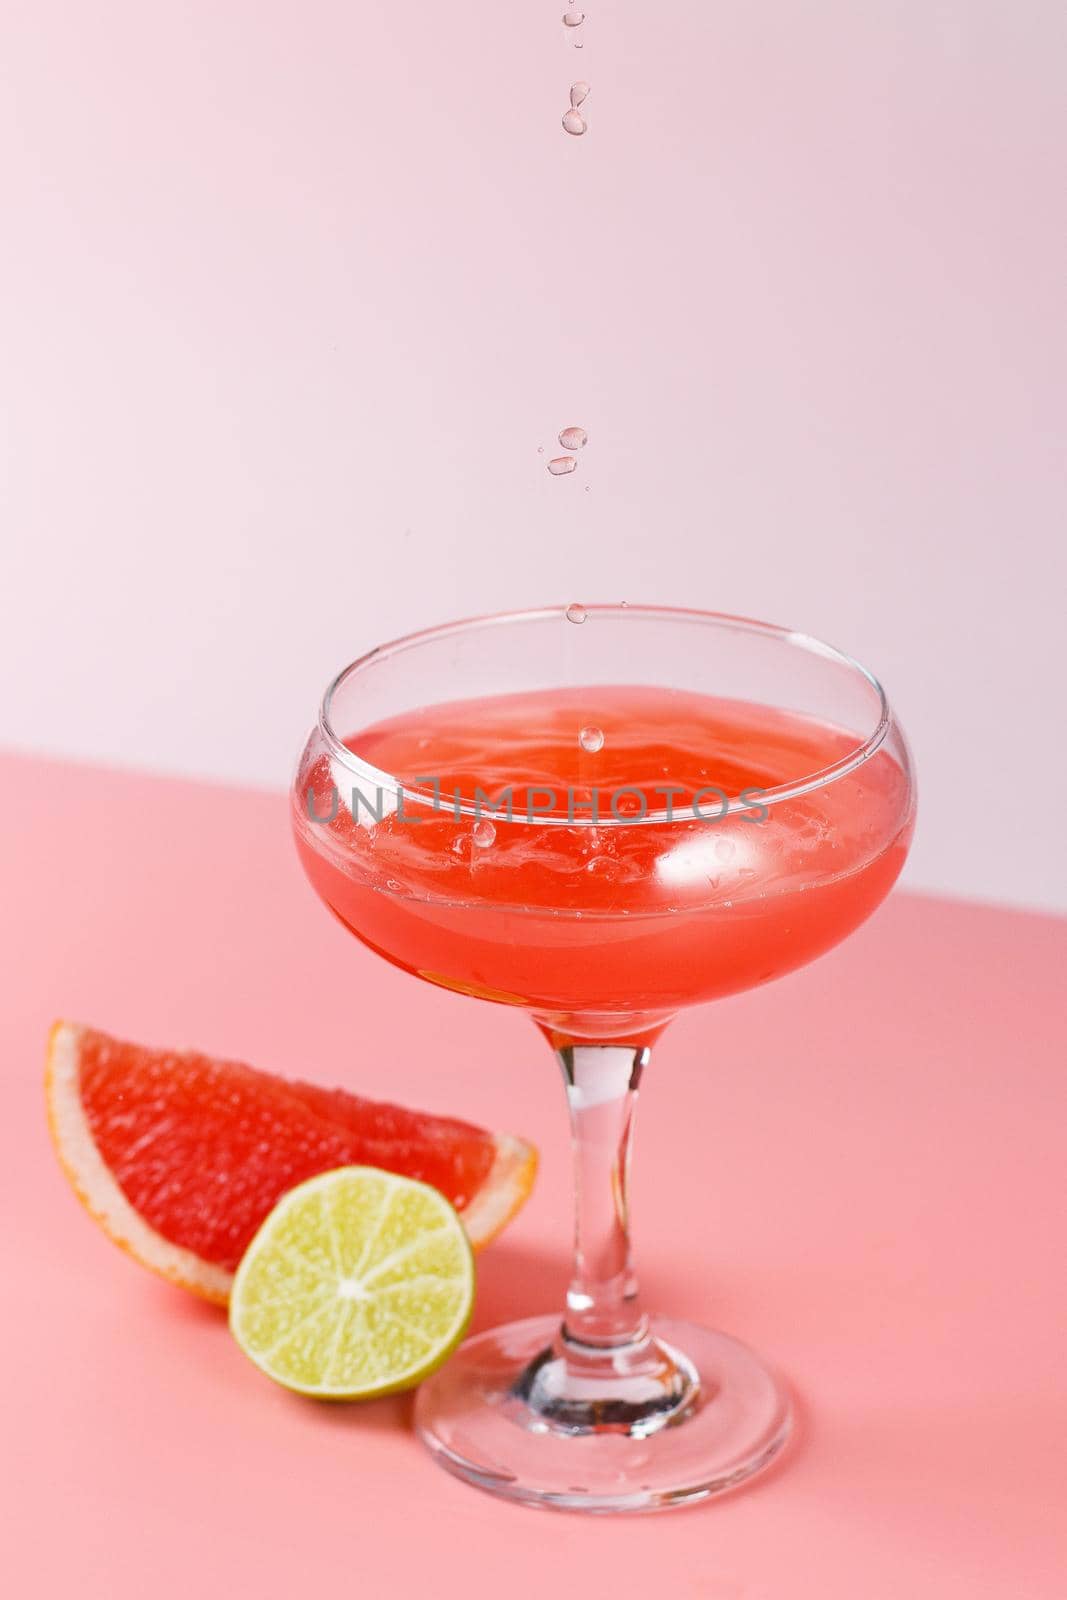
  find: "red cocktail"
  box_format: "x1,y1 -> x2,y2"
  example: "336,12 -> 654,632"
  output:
293,607 -> 916,1511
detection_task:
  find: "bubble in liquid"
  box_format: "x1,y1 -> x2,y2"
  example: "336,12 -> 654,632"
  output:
559,424 -> 588,449
579,724 -> 604,753
548,454 -> 577,474
562,109 -> 586,136
565,602 -> 588,624
472,819 -> 496,849
562,9 -> 584,25
569,83 -> 590,110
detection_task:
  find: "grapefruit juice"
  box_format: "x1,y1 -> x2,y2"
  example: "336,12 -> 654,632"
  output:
293,686 -> 913,1035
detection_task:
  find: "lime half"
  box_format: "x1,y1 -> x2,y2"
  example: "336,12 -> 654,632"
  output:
229,1166 -> 474,1398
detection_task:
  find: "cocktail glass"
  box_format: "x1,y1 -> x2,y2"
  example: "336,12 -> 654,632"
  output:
292,606 -> 916,1512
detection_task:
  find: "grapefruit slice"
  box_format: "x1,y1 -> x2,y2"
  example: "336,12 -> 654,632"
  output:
45,1021 -> 536,1304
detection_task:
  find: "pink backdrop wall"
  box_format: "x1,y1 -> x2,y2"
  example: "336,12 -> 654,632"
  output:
2,1 -> 1065,910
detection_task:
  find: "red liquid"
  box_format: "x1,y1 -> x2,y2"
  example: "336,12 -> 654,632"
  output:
294,688 -> 913,1038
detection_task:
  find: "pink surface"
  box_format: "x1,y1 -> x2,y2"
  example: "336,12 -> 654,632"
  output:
2,750 -> 1065,1597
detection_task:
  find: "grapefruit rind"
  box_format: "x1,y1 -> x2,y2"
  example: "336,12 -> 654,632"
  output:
44,1020 -> 537,1304
461,1131 -> 537,1248
45,1021 -> 233,1302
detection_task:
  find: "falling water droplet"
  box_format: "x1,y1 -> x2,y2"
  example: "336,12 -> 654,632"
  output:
562,109 -> 586,136
565,603 -> 588,624
559,424 -> 588,450
569,82 -> 590,110
472,819 -> 496,849
548,454 -> 577,475
579,724 -> 605,753
562,8 -> 584,25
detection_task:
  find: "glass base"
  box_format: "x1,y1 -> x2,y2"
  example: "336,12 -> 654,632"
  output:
414,1314 -> 792,1513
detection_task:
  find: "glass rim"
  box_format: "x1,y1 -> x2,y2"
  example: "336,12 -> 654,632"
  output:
316,604 -> 893,827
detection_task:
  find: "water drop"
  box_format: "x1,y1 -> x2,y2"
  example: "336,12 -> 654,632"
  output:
574,817 -> 601,850
548,454 -> 577,474
574,39 -> 584,48
472,819 -> 496,849
559,424 -> 588,450
537,445 -> 544,454
565,603 -> 588,624
562,109 -> 586,136
579,724 -> 605,753
451,835 -> 470,857
569,83 -> 590,110
562,8 -> 584,24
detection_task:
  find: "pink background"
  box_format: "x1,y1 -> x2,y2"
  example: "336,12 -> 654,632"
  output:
2,1 -> 1066,910
2,8 -> 1066,1588
3,752 -> 1065,1595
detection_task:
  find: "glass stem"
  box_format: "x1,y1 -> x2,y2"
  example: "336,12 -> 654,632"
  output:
509,1037 -> 696,1432
556,1043 -> 650,1352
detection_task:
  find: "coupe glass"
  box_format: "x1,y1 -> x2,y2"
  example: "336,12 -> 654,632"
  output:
291,606 -> 916,1512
